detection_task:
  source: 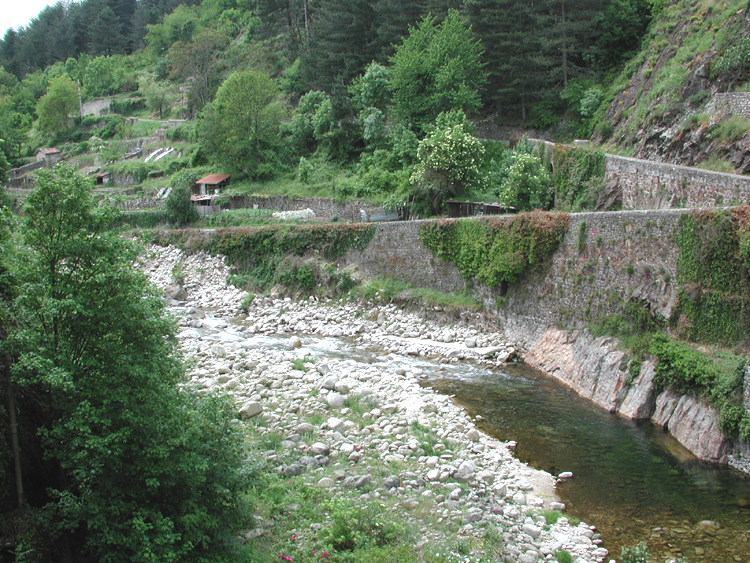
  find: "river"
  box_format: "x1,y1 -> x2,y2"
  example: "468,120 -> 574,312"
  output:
424,361 -> 750,563
213,318 -> 750,563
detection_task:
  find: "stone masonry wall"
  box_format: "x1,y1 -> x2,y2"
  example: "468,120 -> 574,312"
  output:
605,154 -> 750,209
533,139 -> 750,210
707,92 -> 750,118
341,210 -> 683,350
227,195 -> 387,223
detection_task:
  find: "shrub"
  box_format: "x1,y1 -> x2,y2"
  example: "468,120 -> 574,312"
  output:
320,500 -> 404,551
166,181 -> 198,227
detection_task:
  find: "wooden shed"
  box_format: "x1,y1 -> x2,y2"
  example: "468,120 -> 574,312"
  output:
193,174 -> 231,197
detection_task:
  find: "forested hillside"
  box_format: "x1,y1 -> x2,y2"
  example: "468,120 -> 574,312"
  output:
2,0 -> 750,214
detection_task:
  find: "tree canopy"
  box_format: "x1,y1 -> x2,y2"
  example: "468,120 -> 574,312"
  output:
1,164 -> 250,561
389,10 -> 486,131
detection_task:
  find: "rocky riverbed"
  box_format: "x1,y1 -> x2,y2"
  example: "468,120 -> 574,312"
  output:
140,245 -> 612,563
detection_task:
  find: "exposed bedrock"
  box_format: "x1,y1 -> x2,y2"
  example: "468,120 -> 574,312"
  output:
524,328 -> 738,466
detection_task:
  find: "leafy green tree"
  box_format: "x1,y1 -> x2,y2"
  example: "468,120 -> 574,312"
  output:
198,69 -> 284,176
138,74 -> 177,118
168,30 -> 230,112
497,152 -> 553,211
349,62 -> 391,112
81,56 -> 120,98
36,74 -> 79,135
287,90 -> 332,154
410,110 -> 485,214
389,10 -> 486,131
166,169 -> 199,226
4,164 -> 249,560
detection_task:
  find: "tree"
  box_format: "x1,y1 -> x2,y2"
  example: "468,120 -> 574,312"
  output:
36,74 -> 78,135
138,74 -> 177,118
497,152 -> 553,211
199,69 -> 284,176
300,0 -> 378,91
464,0 -> 548,120
409,110 -> 485,214
3,164 -> 249,560
166,169 -> 199,226
168,30 -> 230,113
389,10 -> 486,131
89,6 -> 127,56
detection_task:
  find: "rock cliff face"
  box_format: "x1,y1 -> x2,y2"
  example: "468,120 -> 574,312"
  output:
524,328 -> 733,464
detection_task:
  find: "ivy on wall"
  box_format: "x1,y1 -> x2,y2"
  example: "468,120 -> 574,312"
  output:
150,223 -> 376,289
419,211 -> 569,289
674,207 -> 750,345
551,144 -> 607,211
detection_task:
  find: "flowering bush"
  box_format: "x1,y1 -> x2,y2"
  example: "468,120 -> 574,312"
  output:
409,111 -> 485,215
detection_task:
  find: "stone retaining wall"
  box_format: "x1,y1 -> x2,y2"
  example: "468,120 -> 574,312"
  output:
341,209 -> 682,348
708,92 -> 750,118
604,154 -> 750,209
533,139 -> 750,210
337,209 -> 747,465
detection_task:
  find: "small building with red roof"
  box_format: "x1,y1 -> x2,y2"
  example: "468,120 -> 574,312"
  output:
191,174 -> 230,216
192,174 -> 231,199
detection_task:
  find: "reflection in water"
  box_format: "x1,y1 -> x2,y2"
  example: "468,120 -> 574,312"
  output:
427,363 -> 750,562
204,323 -> 750,562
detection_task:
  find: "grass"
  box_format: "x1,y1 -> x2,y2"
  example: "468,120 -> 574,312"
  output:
695,156 -> 736,174
356,277 -> 482,313
198,208 -> 275,228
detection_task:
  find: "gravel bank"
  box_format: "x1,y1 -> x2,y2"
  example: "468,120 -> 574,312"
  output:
141,245 -> 611,563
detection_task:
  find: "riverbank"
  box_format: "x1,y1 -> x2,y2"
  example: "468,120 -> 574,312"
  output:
141,245 -> 611,563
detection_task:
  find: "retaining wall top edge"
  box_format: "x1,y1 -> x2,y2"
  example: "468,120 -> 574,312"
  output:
527,137 -> 750,183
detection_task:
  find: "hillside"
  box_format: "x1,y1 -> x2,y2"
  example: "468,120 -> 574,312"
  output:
595,0 -> 750,172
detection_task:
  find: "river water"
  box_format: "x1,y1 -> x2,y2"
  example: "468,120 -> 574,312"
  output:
213,320 -> 750,563
424,362 -> 750,563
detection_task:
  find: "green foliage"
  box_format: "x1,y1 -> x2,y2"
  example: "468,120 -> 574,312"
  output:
166,171 -> 199,227
556,550 -> 573,563
389,10 -> 487,130
109,96 -> 147,116
620,541 -> 649,563
650,334 -> 722,391
36,75 -> 78,134
198,69 -> 285,178
590,299 -> 664,374
320,499 -> 404,551
709,116 -> 750,143
551,145 -> 607,211
5,164 -> 251,561
420,211 -> 569,288
152,223 -> 375,292
110,209 -> 171,229
650,335 -> 750,437
674,208 -> 750,345
712,37 -> 750,82
497,152 -> 553,212
409,110 -> 485,215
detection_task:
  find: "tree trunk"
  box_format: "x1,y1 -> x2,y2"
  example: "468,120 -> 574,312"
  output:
2,356 -> 23,508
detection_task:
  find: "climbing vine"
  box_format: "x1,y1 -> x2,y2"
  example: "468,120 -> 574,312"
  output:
419,211 -> 569,288
150,223 -> 375,290
551,144 -> 606,211
674,207 -> 750,345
